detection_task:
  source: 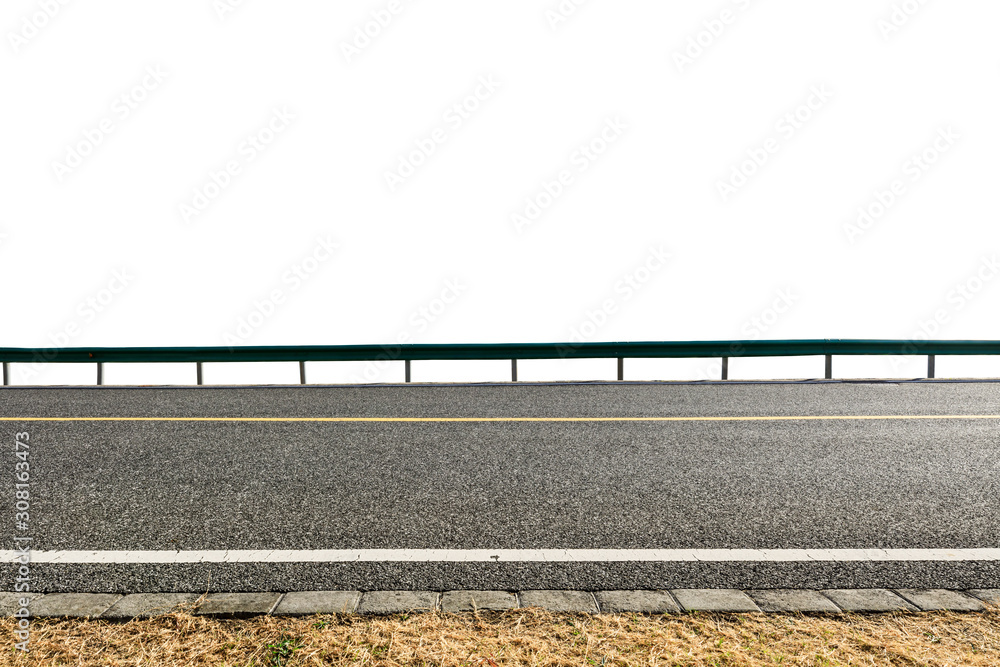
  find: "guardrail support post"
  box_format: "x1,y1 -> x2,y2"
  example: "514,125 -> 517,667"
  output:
824,354 -> 832,379
299,361 -> 307,385
196,362 -> 203,386
96,363 -> 104,386
927,354 -> 935,379
617,357 -> 624,381
2,362 -> 8,386
405,360 -> 411,383
721,357 -> 728,380
511,359 -> 517,382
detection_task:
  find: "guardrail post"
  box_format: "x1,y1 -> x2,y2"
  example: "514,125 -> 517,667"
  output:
299,361 -> 307,385
927,354 -> 935,379
617,357 -> 624,381
511,359 -> 517,382
721,357 -> 728,380
2,362 -> 8,386
405,359 -> 411,383
196,362 -> 203,386
824,354 -> 832,379
96,363 -> 104,386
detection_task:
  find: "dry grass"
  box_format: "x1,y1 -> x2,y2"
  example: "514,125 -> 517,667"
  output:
1,606 -> 999,666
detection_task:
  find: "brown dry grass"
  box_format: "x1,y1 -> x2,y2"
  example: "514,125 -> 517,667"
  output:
1,606 -> 998,666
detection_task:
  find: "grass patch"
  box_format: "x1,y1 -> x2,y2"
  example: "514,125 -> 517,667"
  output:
0,606 -> 997,665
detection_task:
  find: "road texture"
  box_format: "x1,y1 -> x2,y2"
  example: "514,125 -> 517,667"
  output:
2,380 -> 999,592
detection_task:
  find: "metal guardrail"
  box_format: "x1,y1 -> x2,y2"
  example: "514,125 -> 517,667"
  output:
2,340 -> 998,385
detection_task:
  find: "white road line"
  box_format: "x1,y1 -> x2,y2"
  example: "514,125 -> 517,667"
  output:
3,549 -> 1000,564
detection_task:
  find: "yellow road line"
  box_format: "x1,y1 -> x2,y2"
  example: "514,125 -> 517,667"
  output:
0,415 -> 998,423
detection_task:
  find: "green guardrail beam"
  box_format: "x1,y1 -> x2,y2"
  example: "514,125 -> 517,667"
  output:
1,339 -> 999,364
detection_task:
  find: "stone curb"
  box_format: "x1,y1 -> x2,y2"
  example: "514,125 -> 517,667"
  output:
194,592 -> 283,618
1,589 -> 995,619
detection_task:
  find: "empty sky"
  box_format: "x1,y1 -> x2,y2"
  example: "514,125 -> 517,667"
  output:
2,0 -> 999,384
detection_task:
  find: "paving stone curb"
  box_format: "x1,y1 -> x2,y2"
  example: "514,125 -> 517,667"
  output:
519,590 -> 600,613
31,593 -> 122,619
440,590 -> 518,612
894,589 -> 986,612
194,592 -> 283,618
103,593 -> 203,621
275,591 -> 361,616
748,589 -> 840,613
357,590 -> 440,615
672,589 -> 760,613
594,590 -> 681,614
1,589 -> 995,619
822,588 -> 918,612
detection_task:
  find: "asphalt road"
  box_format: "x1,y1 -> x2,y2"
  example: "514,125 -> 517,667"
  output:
3,381 -> 999,592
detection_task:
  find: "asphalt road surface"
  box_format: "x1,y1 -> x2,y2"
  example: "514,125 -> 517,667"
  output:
2,380 -> 999,592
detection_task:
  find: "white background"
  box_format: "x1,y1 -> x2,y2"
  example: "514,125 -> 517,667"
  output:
2,0 -> 999,385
